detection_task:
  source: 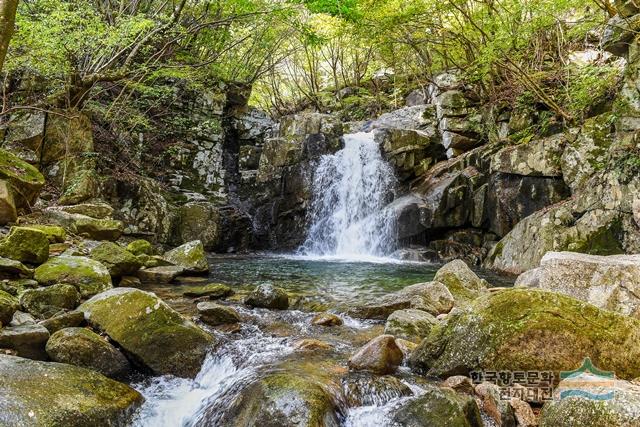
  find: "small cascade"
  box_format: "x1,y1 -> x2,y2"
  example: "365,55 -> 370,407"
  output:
300,132 -> 398,259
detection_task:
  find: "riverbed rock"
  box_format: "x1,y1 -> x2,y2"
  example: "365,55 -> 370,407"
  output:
410,288 -> 640,380
10,310 -> 36,326
197,302 -> 241,326
384,309 -> 438,342
392,384 -> 483,427
540,375 -> 640,427
516,251 -> 640,317
245,284 -> 289,310
475,382 -> 516,427
0,226 -> 49,265
348,334 -> 404,375
182,283 -> 233,299
45,208 -> 124,241
79,288 -> 214,378
0,148 -> 45,209
137,265 -> 185,283
20,283 -> 80,319
59,202 -> 114,219
0,324 -> 49,359
126,239 -> 154,256
433,259 -> 488,305
216,372 -> 340,427
39,310 -> 86,334
343,372 -> 414,407
442,375 -> 475,395
34,255 -> 112,298
0,354 -> 142,426
0,289 -> 19,324
46,327 -> 131,379
405,281 -> 455,315
312,312 -> 343,326
23,224 -> 67,243
90,242 -> 142,277
162,240 -> 209,274
510,398 -> 536,427
0,180 -> 17,224
0,256 -> 33,278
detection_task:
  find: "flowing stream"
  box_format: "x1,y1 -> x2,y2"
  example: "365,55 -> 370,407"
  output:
300,132 -> 398,260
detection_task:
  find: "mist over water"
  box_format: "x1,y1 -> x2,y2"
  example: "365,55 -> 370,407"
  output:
300,132 -> 398,260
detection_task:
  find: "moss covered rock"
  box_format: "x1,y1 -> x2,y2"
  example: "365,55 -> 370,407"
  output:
392,385 -> 483,427
0,324 -> 50,359
46,327 -> 131,379
34,255 -> 112,298
163,240 -> 209,273
245,284 -> 289,310
126,239 -> 154,256
0,148 -> 45,208
23,224 -> 66,243
79,288 -> 215,378
0,226 -> 49,264
197,302 -> 241,326
410,289 -> 640,380
59,202 -> 114,219
0,256 -> 34,278
20,283 -> 80,319
39,310 -> 85,334
182,283 -> 233,299
0,179 -> 17,225
137,265 -> 185,283
0,289 -> 19,325
45,208 -> 124,241
90,242 -> 142,277
385,309 -> 438,342
348,335 -> 404,375
0,354 -> 142,426
433,259 -> 488,306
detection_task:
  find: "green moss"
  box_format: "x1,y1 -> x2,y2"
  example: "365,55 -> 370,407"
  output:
0,148 -> 45,187
0,289 -> 19,325
126,239 -> 154,256
34,255 -> 112,298
182,283 -> 233,298
22,225 -> 67,243
0,227 -> 49,264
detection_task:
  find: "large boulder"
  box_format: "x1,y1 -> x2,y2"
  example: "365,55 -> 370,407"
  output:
433,259 -> 488,305
162,240 -> 209,274
137,265 -> 185,283
384,309 -> 437,342
45,208 -> 124,241
0,289 -> 19,325
46,327 -> 131,379
79,288 -> 214,378
173,202 -> 221,250
348,335 -> 404,375
0,354 -> 142,426
0,256 -> 33,278
0,226 -> 49,264
392,385 -> 483,427
0,180 -> 17,224
517,252 -> 640,317
410,289 -> 640,380
0,147 -> 45,208
245,284 -> 289,310
34,255 -> 112,298
197,302 -> 241,326
491,133 -> 568,177
20,283 -> 80,319
540,375 -> 640,427
0,324 -> 50,359
90,242 -> 142,277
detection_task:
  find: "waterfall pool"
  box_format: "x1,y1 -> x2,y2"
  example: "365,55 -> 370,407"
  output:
131,254 -> 513,426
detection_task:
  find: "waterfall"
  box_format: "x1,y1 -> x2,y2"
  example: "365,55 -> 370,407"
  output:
300,132 -> 398,259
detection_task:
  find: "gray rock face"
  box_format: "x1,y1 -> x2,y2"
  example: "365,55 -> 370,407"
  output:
0,324 -> 50,360
137,265 -> 185,283
384,309 -> 437,342
20,283 -> 80,319
0,354 -> 142,427
516,251 -> 640,317
163,240 -> 209,274
245,284 -> 289,310
46,327 -> 131,379
34,255 -> 113,298
491,133 -> 568,177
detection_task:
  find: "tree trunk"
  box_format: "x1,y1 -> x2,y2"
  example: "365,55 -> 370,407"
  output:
0,0 -> 18,73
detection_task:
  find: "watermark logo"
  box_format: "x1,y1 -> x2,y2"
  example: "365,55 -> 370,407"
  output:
470,369 -> 555,401
558,357 -> 615,401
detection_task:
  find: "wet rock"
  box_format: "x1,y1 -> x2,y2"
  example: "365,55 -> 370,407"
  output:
126,239 -> 154,256
540,375 -> 640,427
604,14 -> 640,56
197,302 -> 240,326
89,242 -> 142,277
0,148 -> 45,209
384,309 -> 437,342
0,324 -> 49,360
475,382 -> 516,427
342,372 -> 413,407
162,240 -> 209,274
516,252 -> 640,318
217,372 -> 340,427
410,289 -> 640,380
182,283 -> 233,299
0,290 -> 19,324
348,335 -> 404,375
392,385 -> 483,427
0,227 -> 49,264
79,288 -> 214,378
245,284 -> 289,310
510,398 -> 536,427
0,278 -> 38,295
294,338 -> 333,351
23,224 -> 66,243
34,255 -> 112,298
395,338 -> 418,360
20,283 -> 80,319
0,256 -> 33,278
46,327 -> 131,379
433,259 -> 488,305
0,354 -> 142,426
312,312 -> 343,326
39,310 -> 85,334
10,311 -> 36,326
137,265 -> 185,283
442,375 -> 475,395
404,281 -> 455,315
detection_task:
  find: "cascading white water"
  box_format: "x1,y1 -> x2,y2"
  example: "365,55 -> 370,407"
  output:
300,132 -> 398,259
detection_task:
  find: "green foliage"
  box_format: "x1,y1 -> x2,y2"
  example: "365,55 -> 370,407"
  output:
565,63 -> 622,120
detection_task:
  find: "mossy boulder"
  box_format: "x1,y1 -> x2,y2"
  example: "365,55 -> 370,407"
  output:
0,148 -> 45,208
410,289 -> 640,380
126,239 -> 154,256
162,240 -> 209,273
0,354 -> 142,426
23,224 -> 66,243
39,310 -> 86,334
173,202 -> 221,250
90,242 -> 142,277
197,302 -> 241,326
392,385 -> 483,427
0,179 -> 17,225
182,283 -> 233,299
137,265 -> 185,283
385,309 -> 438,342
245,284 -> 289,310
0,289 -> 19,324
59,202 -> 114,219
0,324 -> 50,359
79,288 -> 215,378
46,327 -> 131,379
0,256 -> 34,278
348,335 -> 404,375
0,226 -> 49,264
34,255 -> 112,298
45,208 -> 123,241
433,259 -> 488,306
20,283 -> 80,319
217,372 -> 341,427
